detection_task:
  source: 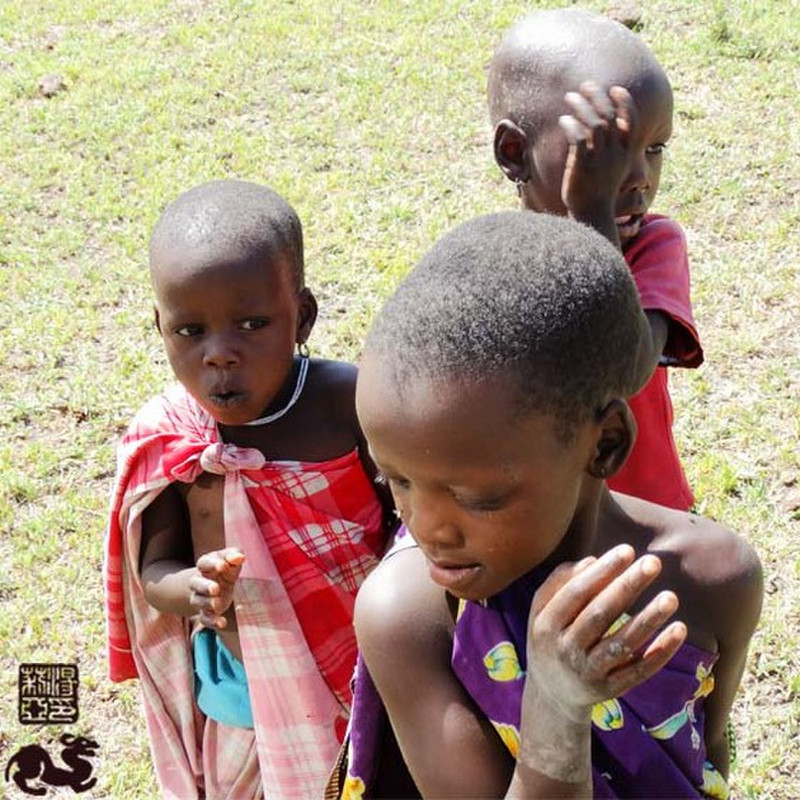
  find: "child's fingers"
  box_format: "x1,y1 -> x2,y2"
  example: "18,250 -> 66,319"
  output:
562,82 -> 618,149
586,589 -> 680,675
568,553 -> 663,651
189,578 -> 230,627
190,587 -> 223,615
608,85 -> 636,141
196,548 -> 245,579
223,549 -> 246,567
537,545 -> 637,627
189,573 -> 220,599
562,95 -> 604,151
558,114 -> 591,151
576,80 -> 616,122
196,551 -> 227,575
530,556 -> 597,616
198,609 -> 229,629
604,620 -> 687,697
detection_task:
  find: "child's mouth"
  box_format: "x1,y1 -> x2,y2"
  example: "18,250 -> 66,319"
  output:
615,214 -> 643,240
210,390 -> 244,407
427,560 -> 483,593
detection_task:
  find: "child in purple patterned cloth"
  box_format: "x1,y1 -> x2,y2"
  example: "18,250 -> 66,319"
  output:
488,8 -> 702,511
331,211 -> 762,799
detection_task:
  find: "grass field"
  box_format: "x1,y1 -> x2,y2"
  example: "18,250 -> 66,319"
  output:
1,0 -> 798,797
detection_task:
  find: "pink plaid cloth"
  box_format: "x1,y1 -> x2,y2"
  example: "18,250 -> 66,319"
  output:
104,384 -> 386,798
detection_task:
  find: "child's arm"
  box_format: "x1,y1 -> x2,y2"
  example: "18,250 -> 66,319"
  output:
558,83 -> 669,388
633,310 -> 669,393
513,546 -> 685,795
558,81 -> 636,251
139,484 -> 244,629
355,546 -> 515,797
355,545 -> 684,798
685,525 -> 763,778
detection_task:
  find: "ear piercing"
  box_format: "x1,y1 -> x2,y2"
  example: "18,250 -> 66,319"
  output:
297,341 -> 310,358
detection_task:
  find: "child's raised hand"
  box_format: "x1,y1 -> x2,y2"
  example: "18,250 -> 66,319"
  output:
558,81 -> 636,229
189,547 -> 246,630
525,544 -> 686,724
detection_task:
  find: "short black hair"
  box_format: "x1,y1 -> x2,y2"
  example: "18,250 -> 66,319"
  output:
364,211 -> 647,438
150,179 -> 305,289
488,8 -> 668,142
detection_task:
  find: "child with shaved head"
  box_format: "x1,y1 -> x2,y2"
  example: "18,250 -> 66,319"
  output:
334,211 -> 760,799
488,8 -> 702,511
104,180 -> 392,798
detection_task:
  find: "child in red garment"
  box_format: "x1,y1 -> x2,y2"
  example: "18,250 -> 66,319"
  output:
488,8 -> 701,509
104,180 -> 393,798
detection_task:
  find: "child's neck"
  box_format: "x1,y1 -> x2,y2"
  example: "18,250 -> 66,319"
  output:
244,355 -> 309,427
547,484 -> 623,565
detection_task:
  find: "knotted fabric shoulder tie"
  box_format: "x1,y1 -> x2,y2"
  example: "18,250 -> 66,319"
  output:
199,442 -> 266,475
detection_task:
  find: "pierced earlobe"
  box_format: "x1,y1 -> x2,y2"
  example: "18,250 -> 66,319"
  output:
295,287 -> 318,350
297,341 -> 310,358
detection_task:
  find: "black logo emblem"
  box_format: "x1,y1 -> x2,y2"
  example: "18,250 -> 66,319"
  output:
4,734 -> 98,796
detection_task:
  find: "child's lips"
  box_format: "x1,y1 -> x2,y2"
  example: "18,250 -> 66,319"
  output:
614,213 -> 643,239
209,389 -> 245,407
427,559 -> 483,593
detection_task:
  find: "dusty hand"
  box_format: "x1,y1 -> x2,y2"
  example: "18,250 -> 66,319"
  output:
526,544 -> 686,723
189,548 -> 246,629
558,82 -> 636,219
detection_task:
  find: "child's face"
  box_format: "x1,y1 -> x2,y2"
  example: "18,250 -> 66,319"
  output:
520,70 -> 673,246
152,249 -> 313,426
357,359 -> 596,601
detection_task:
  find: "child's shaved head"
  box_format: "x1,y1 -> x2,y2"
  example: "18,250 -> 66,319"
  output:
363,211 -> 648,440
149,179 -> 305,290
488,8 -> 671,142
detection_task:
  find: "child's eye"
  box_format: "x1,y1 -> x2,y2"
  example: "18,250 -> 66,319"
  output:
453,487 -> 512,513
457,496 -> 507,513
240,318 -> 268,331
174,324 -> 203,337
646,142 -> 668,156
386,475 -> 411,492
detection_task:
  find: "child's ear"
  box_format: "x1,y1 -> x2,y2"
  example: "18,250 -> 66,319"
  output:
153,305 -> 162,334
588,399 -> 636,480
493,120 -> 531,183
296,287 -> 318,346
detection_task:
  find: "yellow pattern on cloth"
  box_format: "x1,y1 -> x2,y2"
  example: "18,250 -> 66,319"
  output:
484,642 -> 524,682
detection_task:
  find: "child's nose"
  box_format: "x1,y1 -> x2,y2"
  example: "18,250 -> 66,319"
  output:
203,334 -> 240,367
406,493 -> 464,551
620,155 -> 651,194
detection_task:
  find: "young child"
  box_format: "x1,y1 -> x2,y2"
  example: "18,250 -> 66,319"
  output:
335,212 -> 762,798
103,179 -> 393,799
488,8 -> 702,510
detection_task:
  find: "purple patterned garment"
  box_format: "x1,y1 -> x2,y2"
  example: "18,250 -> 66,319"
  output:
339,536 -> 729,799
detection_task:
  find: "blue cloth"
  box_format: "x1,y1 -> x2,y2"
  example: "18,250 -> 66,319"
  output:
193,628 -> 254,729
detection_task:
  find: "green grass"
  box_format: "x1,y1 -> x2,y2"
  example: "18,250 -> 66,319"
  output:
1,0 -> 798,796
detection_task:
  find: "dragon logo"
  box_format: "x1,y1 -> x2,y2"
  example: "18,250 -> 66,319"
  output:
4,734 -> 98,796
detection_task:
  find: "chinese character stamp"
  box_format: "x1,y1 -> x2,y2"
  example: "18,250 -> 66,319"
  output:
18,664 -> 79,725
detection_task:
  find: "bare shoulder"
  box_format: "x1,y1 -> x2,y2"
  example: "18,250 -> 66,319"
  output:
355,545 -> 453,667
648,505 -> 763,650
305,358 -> 359,418
307,357 -> 358,392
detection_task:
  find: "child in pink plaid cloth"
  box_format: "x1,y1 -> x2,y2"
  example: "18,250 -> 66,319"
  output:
104,180 -> 393,799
